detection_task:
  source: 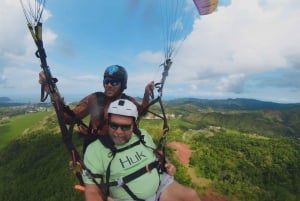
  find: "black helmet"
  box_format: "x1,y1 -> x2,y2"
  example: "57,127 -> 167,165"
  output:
103,65 -> 128,92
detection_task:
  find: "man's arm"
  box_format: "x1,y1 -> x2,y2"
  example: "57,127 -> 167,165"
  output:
39,71 -> 91,124
164,161 -> 176,176
142,81 -> 155,105
139,81 -> 155,116
84,184 -> 107,201
124,81 -> 154,117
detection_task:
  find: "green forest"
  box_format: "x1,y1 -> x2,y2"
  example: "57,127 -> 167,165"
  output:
1,101 -> 300,201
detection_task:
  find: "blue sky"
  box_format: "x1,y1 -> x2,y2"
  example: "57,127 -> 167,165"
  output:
1,0 -> 300,103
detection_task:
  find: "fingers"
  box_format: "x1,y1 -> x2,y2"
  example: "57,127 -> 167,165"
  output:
145,81 -> 155,95
107,196 -> 114,201
148,81 -> 155,90
39,71 -> 47,84
39,71 -> 50,93
146,81 -> 154,90
165,162 -> 176,176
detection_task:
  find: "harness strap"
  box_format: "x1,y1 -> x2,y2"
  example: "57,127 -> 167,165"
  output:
109,160 -> 159,201
95,129 -> 158,200
121,184 -> 144,201
114,140 -> 142,153
109,160 -> 159,187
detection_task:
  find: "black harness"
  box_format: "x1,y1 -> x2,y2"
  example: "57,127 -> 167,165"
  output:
87,128 -> 162,201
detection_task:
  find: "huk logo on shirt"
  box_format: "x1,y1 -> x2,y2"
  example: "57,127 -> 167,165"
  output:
119,151 -> 147,168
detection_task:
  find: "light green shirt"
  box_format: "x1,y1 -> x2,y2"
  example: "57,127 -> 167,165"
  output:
83,129 -> 160,200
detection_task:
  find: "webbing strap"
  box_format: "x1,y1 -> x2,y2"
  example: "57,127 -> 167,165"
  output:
108,161 -> 159,201
122,184 -> 144,201
109,161 -> 159,187
114,140 -> 141,153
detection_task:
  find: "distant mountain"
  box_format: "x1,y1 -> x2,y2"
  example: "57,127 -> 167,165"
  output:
166,98 -> 300,110
0,97 -> 12,102
2,96 -> 300,111
0,96 -> 52,107
160,98 -> 300,138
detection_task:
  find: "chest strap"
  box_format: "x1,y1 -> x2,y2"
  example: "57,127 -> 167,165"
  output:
108,160 -> 160,201
109,160 -> 159,187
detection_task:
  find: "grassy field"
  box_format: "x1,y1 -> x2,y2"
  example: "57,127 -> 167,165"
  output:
0,111 -> 52,150
1,106 -> 300,201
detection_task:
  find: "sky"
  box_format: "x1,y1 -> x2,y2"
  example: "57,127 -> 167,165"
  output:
1,0 -> 300,103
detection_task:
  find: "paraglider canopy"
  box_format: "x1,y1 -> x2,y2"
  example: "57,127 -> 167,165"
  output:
159,0 -> 218,62
193,0 -> 219,15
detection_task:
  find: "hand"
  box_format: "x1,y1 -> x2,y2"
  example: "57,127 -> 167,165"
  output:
39,71 -> 50,93
107,196 -> 114,201
144,81 -> 155,98
39,71 -> 47,84
165,162 -> 176,176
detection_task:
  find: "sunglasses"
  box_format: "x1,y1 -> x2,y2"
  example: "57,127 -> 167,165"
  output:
103,79 -> 120,86
109,122 -> 132,131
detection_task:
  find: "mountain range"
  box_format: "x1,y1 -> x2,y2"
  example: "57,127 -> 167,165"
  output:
2,96 -> 300,110
166,98 -> 300,110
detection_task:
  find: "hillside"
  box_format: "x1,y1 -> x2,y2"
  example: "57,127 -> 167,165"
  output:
1,99 -> 300,201
161,99 -> 300,138
166,98 -> 300,110
0,97 -> 11,102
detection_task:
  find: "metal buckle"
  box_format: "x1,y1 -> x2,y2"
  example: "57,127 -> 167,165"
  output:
83,170 -> 93,180
116,177 -> 124,187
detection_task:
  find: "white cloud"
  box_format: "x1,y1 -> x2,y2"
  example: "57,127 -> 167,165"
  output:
217,73 -> 245,93
0,0 -> 58,97
137,50 -> 163,64
166,0 -> 300,97
1,0 -> 300,103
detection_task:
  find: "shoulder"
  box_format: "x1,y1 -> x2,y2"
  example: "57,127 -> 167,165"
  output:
121,94 -> 140,105
86,139 -> 103,152
139,129 -> 156,147
91,92 -> 105,100
140,129 -> 151,140
78,92 -> 107,106
121,93 -> 136,101
83,139 -> 110,176
139,128 -> 150,136
77,92 -> 103,102
85,139 -> 110,158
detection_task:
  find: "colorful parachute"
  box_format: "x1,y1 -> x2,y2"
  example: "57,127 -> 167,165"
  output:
160,0 -> 218,61
193,0 -> 219,15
